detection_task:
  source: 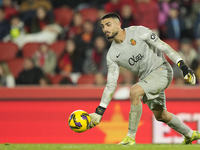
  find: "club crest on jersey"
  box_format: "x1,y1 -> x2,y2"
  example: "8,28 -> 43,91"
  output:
130,39 -> 136,45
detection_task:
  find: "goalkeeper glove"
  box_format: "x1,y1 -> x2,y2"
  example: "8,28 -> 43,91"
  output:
177,60 -> 196,85
89,106 -> 106,128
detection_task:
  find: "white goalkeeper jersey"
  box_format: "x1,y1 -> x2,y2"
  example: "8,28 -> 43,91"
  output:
99,26 -> 182,108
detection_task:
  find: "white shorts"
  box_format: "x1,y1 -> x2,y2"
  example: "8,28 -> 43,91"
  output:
137,62 -> 173,110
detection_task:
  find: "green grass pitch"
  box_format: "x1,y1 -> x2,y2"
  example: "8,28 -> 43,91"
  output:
0,144 -> 200,150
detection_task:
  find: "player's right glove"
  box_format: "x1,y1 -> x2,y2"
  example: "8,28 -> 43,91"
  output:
89,106 -> 106,128
177,60 -> 196,85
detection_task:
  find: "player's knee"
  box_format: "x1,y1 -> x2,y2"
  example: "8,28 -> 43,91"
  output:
129,85 -> 143,99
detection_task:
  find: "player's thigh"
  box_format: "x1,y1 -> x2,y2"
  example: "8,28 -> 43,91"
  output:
137,69 -> 172,101
146,90 -> 166,110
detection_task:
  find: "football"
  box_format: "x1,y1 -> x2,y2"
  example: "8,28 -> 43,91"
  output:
68,110 -> 91,133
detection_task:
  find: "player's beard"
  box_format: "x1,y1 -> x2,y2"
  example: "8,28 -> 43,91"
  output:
106,31 -> 118,40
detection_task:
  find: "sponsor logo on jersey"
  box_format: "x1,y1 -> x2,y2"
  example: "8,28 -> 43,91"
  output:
128,54 -> 143,66
130,39 -> 136,45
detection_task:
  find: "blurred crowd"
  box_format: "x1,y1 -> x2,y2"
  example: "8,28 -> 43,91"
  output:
0,0 -> 200,87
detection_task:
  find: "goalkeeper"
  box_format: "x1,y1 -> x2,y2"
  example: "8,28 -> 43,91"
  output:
89,12 -> 199,145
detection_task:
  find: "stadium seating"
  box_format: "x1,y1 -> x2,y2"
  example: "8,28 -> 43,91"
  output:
54,7 -> 74,27
79,8 -> 98,23
50,41 -> 65,58
77,74 -> 95,84
46,74 -> 64,84
7,58 -> 24,78
22,43 -> 40,58
0,42 -> 19,61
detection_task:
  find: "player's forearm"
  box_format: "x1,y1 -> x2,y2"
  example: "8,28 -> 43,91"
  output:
148,37 -> 182,64
159,40 -> 182,64
99,86 -> 116,108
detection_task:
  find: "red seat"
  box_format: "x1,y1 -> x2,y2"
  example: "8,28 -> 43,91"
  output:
79,8 -> 98,23
22,43 -> 39,58
77,74 -> 95,84
46,74 -> 65,84
0,42 -> 19,61
7,58 -> 24,78
50,41 -> 65,58
54,8 -> 74,27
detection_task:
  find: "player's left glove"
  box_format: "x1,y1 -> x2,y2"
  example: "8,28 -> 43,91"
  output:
177,60 -> 196,85
89,106 -> 106,128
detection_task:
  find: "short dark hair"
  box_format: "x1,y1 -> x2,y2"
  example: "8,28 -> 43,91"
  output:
101,12 -> 121,22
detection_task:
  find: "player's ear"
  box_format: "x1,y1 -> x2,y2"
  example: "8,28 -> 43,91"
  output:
118,22 -> 121,27
117,21 -> 121,29
116,19 -> 121,28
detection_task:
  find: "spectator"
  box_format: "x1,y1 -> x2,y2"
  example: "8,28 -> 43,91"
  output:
104,0 -> 121,14
0,61 -> 15,87
20,0 -> 53,26
66,12 -> 83,39
158,0 -> 170,26
178,38 -> 197,67
135,0 -> 159,36
3,14 -> 62,48
178,0 -> 193,18
178,0 -> 195,39
58,39 -> 83,77
194,13 -> 200,50
191,0 -> 200,25
104,0 -> 136,24
166,2 -> 186,39
32,42 -> 57,75
20,0 -> 52,13
83,36 -> 108,75
94,72 -> 106,86
191,0 -> 200,16
1,0 -> 18,20
59,77 -> 73,85
89,0 -> 108,8
39,75 -> 51,86
75,20 -> 96,51
30,6 -> 54,33
158,0 -> 170,38
94,8 -> 106,36
50,0 -> 85,9
0,7 -> 10,40
16,58 -> 44,85
3,15 -> 26,43
120,4 -> 135,28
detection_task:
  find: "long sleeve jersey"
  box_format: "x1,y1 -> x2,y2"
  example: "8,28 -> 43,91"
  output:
99,26 -> 182,108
